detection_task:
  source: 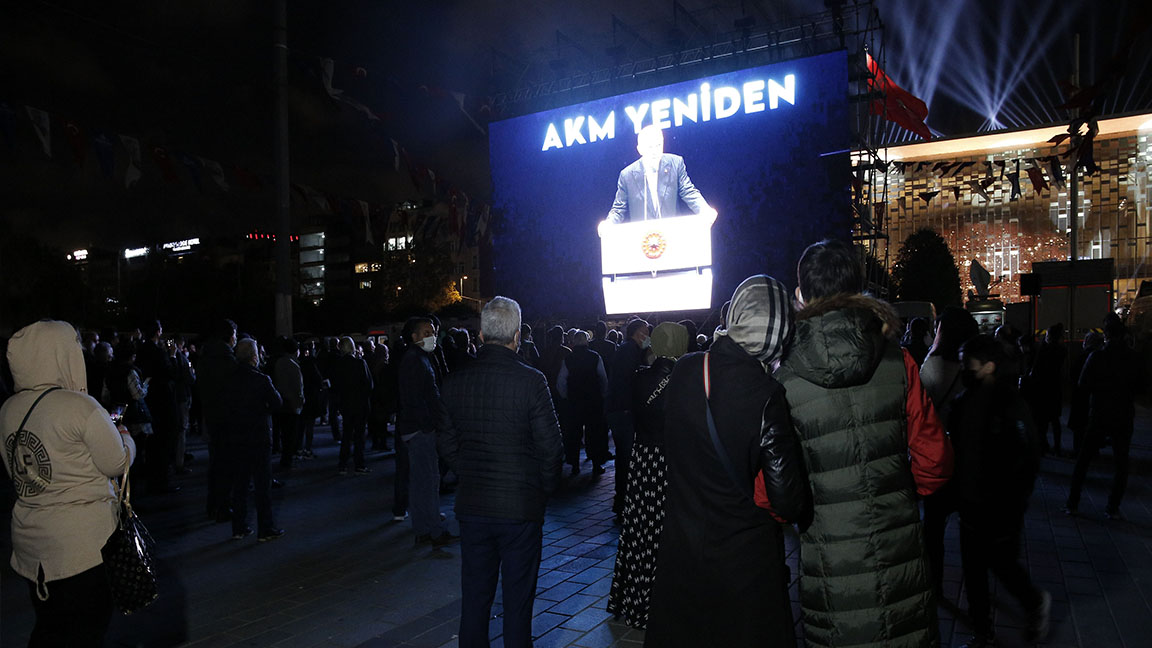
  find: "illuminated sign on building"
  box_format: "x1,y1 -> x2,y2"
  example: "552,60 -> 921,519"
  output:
124,247 -> 149,259
69,249 -> 89,261
161,237 -> 201,252
541,74 -> 796,151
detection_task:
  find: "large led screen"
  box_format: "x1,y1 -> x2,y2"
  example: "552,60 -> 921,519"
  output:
489,51 -> 851,317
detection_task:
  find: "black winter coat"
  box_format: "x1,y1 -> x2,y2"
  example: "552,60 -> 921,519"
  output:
196,340 -> 238,425
645,336 -> 808,648
439,344 -> 564,522
220,364 -> 282,446
331,353 -> 373,418
631,357 -> 675,446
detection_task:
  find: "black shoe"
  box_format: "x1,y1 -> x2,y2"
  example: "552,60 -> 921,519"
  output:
1062,505 -> 1078,516
355,467 -> 372,474
258,528 -> 285,542
430,532 -> 460,548
414,533 -> 432,546
570,465 -> 581,477
592,465 -> 606,475
271,479 -> 284,489
232,526 -> 253,540
1105,508 -> 1125,521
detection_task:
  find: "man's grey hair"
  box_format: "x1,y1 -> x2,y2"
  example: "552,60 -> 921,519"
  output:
236,338 -> 259,365
339,336 -> 355,355
481,296 -> 522,345
572,330 -> 590,346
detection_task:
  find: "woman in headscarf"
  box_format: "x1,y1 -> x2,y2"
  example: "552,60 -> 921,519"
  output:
1,320 -> 136,646
644,275 -> 812,648
608,321 -> 689,628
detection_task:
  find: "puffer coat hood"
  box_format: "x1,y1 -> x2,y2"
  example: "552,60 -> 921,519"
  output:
7,320 -> 87,394
785,293 -> 900,389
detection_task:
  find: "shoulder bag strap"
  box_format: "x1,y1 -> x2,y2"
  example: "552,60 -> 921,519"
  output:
5,387 -> 62,481
703,354 -> 752,500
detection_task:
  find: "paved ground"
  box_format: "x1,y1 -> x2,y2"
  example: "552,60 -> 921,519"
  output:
3,407 -> 1152,648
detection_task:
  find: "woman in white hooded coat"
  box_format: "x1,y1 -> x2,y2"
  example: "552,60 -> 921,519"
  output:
1,320 -> 136,647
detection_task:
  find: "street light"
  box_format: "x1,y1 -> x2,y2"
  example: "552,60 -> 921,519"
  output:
459,275 -> 469,296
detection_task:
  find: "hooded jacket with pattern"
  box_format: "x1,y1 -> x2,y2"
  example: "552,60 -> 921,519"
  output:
0,321 -> 135,590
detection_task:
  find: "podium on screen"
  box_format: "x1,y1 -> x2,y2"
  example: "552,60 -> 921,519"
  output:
599,212 -> 716,314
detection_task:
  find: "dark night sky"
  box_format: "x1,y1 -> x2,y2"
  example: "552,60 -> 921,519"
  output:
1,0 -> 1149,252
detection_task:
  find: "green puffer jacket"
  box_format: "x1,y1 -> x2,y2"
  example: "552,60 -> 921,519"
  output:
776,294 -> 937,648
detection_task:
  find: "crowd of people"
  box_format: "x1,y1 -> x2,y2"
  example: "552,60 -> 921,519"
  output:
0,236 -> 1147,647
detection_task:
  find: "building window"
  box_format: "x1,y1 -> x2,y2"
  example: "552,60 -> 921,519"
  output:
355,263 -> 370,274
387,235 -> 413,251
359,280 -> 373,290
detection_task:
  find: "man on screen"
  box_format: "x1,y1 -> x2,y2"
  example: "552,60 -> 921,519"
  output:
605,125 -> 716,224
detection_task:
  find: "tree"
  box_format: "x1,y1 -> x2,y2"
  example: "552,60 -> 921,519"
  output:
891,228 -> 962,312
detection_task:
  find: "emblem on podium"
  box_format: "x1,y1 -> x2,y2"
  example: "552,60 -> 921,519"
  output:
642,232 -> 667,259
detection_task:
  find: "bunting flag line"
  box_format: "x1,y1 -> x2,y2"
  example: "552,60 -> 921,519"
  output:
200,158 -> 230,191
92,133 -> 115,179
390,139 -> 400,172
451,91 -> 487,135
151,146 -> 179,183
25,106 -> 52,157
320,58 -> 379,121
64,121 -> 86,166
177,152 -> 203,192
1026,166 -> 1049,193
1007,172 -> 1021,201
918,190 -> 940,204
120,134 -> 142,187
1048,157 -> 1066,189
951,185 -> 962,200
968,180 -> 990,202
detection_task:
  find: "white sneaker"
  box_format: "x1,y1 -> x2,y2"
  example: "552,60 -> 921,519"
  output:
392,512 -> 408,522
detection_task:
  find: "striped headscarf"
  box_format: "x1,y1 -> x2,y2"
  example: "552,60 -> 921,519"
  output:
714,275 -> 794,365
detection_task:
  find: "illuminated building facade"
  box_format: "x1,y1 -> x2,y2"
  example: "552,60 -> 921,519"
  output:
867,112 -> 1152,314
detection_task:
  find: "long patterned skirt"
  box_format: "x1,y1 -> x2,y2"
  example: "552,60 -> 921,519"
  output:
607,441 -> 668,629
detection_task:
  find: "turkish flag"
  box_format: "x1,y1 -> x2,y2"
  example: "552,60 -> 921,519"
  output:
866,54 -> 932,140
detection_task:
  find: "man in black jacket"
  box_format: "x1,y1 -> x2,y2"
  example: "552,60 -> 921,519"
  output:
331,337 -> 373,474
950,335 -> 1049,646
223,338 -> 285,542
606,318 -> 649,515
1065,318 -> 1147,519
198,319 -> 239,521
440,296 -> 564,648
557,330 -> 609,475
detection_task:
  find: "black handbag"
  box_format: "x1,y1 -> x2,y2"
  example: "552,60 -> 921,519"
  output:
101,463 -> 159,614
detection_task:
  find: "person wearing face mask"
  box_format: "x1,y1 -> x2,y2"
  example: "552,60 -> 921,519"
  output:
948,335 -> 1049,647
605,318 -> 650,519
396,316 -> 457,547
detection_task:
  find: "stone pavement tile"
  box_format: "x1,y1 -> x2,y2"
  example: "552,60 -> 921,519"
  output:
531,611 -> 568,636
561,605 -> 614,632
544,593 -> 599,616
538,580 -> 589,602
555,557 -> 602,574
579,577 -> 613,597
536,569 -> 574,590
567,542 -> 608,557
541,544 -> 567,560
1101,579 -> 1150,646
377,615 -> 446,644
229,627 -> 294,647
548,534 -> 585,548
1065,576 -> 1102,595
1061,561 -> 1097,579
407,620 -> 459,647
540,554 -> 578,570
1068,593 -> 1122,646
534,627 -> 585,648
582,545 -> 618,560
567,566 -> 612,585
